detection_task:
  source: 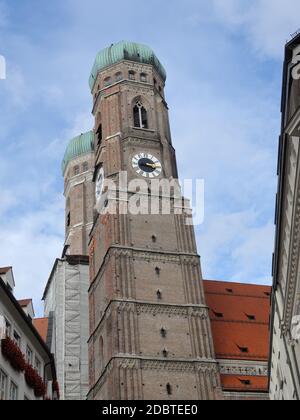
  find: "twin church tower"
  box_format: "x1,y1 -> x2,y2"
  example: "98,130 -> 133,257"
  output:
45,41 -> 222,400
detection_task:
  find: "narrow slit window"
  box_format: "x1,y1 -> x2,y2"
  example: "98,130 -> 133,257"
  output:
166,383 -> 172,395
160,328 -> 167,338
67,212 -> 71,227
97,124 -> 102,146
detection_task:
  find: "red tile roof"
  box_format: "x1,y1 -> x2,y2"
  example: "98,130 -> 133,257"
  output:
221,375 -> 269,392
33,318 -> 49,343
18,299 -> 32,307
203,280 -> 271,395
203,280 -> 271,362
0,267 -> 12,275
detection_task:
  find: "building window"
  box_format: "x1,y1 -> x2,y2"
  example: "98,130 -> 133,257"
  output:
151,235 -> 157,243
162,349 -> 168,358
157,290 -> 162,300
160,328 -> 167,338
34,357 -> 41,376
83,162 -> 89,172
155,267 -> 161,276
5,319 -> 11,338
115,72 -> 123,82
9,381 -> 18,401
26,346 -> 33,365
129,71 -> 136,81
67,212 -> 71,228
166,383 -> 172,395
13,331 -> 20,347
104,77 -> 112,87
133,101 -> 148,129
140,73 -> 147,82
74,165 -> 80,176
97,124 -> 103,147
0,370 -> 7,401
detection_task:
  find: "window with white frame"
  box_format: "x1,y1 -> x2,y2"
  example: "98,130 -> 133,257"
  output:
0,370 -> 7,401
9,381 -> 18,401
5,319 -> 11,338
34,357 -> 41,376
13,330 -> 20,347
26,346 -> 33,365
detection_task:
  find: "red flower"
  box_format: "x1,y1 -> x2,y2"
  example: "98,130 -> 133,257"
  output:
24,363 -> 46,398
1,338 -> 26,372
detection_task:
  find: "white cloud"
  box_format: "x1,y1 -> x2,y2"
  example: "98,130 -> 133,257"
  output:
0,194 -> 64,316
198,210 -> 274,285
212,0 -> 300,58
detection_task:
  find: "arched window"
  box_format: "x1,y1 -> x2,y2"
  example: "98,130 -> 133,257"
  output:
133,101 -> 148,129
115,72 -> 122,82
74,165 -> 80,176
129,71 -> 136,81
104,77 -> 112,87
140,73 -> 147,82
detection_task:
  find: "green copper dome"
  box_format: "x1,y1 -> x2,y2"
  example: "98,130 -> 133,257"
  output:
89,41 -> 167,91
62,130 -> 94,174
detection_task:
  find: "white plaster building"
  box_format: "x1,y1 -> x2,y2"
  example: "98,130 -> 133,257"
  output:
0,267 -> 57,400
270,33 -> 300,401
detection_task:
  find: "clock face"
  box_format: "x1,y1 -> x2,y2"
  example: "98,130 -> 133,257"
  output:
95,167 -> 104,201
132,153 -> 162,178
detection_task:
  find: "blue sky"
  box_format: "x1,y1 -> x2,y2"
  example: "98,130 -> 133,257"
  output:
0,0 -> 299,316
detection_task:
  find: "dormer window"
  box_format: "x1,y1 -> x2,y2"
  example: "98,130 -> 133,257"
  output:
213,310 -> 224,319
237,345 -> 249,354
133,101 -> 148,129
245,314 -> 256,321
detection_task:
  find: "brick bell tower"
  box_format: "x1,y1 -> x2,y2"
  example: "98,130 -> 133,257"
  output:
88,41 -> 222,400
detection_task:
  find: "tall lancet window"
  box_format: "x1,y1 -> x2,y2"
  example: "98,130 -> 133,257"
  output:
133,101 -> 148,129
